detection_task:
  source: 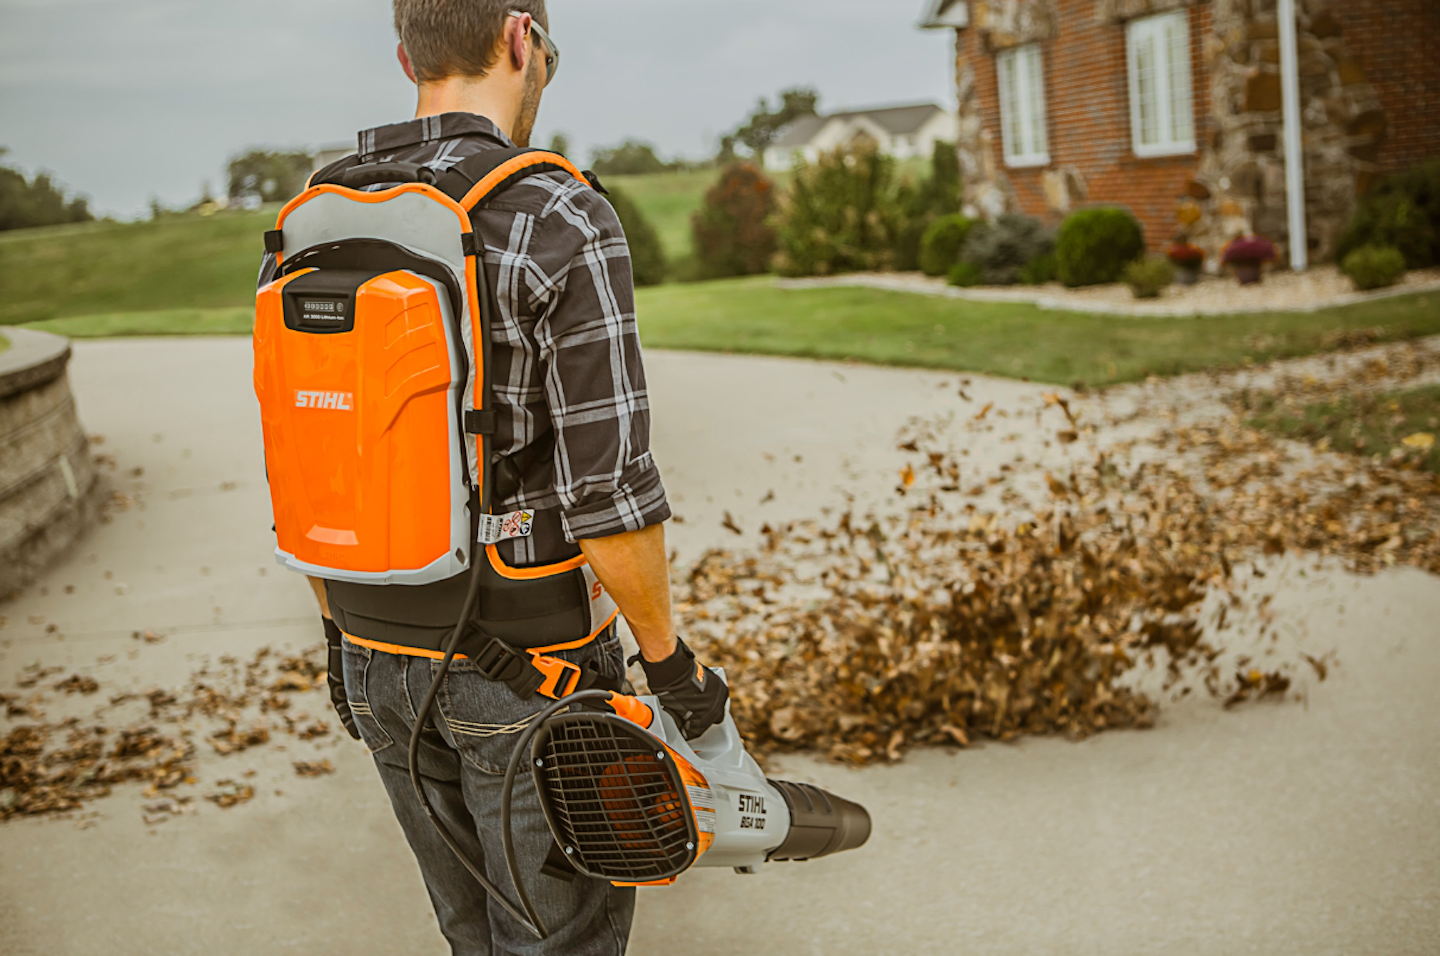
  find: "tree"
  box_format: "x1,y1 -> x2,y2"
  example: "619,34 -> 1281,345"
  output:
730,87 -> 820,158
227,150 -> 314,204
692,164 -> 777,279
589,140 -> 671,176
0,151 -> 94,232
893,140 -> 963,271
548,132 -> 571,158
605,186 -> 667,286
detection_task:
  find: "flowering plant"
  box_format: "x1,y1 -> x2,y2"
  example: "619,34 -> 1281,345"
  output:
1166,242 -> 1205,268
1221,234 -> 1278,264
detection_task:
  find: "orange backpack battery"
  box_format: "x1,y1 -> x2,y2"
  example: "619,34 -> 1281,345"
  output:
254,151 -> 618,657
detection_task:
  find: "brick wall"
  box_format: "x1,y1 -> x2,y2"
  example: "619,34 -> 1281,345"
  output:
1333,0 -> 1440,179
965,0 -> 1213,249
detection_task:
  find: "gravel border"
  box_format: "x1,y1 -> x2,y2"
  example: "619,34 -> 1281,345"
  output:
776,267 -> 1440,318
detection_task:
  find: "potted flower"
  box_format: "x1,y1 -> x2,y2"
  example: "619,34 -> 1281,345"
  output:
1221,234 -> 1278,285
1166,241 -> 1206,285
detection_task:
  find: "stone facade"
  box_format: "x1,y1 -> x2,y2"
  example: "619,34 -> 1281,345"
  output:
947,0 -> 1440,265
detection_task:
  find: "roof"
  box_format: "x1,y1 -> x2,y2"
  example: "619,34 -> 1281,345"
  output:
770,114 -> 829,149
770,104 -> 948,149
919,0 -> 970,29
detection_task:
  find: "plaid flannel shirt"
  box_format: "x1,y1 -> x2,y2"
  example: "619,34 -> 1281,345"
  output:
258,113 -> 669,565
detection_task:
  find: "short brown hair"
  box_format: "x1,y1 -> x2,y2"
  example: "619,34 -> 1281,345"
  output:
394,0 -> 547,83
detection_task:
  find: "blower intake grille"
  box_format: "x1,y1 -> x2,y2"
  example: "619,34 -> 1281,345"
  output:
532,712 -> 699,883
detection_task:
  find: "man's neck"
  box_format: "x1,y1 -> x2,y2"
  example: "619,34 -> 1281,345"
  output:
414,77 -> 519,140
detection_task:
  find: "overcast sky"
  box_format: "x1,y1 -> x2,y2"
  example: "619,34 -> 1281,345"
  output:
0,0 -> 957,218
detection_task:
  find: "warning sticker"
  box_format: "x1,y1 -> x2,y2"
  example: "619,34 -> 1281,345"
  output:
478,510 -> 534,544
687,785 -> 717,833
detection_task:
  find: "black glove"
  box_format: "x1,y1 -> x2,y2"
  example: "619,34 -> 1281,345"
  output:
323,617 -> 363,741
634,638 -> 729,740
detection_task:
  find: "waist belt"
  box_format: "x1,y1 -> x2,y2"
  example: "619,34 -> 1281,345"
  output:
345,621 -> 622,701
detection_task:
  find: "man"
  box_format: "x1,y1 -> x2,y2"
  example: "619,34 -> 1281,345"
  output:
259,3 -> 728,953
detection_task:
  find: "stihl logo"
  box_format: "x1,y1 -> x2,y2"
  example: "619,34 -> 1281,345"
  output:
295,390 -> 353,410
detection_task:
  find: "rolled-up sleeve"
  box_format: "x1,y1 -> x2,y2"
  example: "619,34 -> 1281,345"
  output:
528,183 -> 671,542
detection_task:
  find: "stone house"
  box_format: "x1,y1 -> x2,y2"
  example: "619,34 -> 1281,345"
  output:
919,0 -> 1440,265
763,104 -> 961,173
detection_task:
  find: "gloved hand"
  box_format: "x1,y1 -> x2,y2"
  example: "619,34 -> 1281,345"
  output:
634,638 -> 729,740
323,617 -> 362,741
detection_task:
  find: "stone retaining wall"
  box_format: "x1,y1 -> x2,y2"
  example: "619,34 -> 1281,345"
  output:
0,327 -> 102,599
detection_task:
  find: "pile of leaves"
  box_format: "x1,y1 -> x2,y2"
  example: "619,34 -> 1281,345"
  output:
679,345 -> 1439,764
1,648 -> 331,822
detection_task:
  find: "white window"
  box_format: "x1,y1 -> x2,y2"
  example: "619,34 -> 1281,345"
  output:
1127,11 -> 1196,157
997,44 -> 1049,168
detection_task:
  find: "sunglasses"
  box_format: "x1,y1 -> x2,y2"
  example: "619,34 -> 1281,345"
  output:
509,11 -> 559,86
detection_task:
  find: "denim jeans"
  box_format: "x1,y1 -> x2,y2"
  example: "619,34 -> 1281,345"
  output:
342,629 -> 636,956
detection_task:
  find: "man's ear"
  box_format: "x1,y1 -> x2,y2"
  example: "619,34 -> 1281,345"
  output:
397,42 -> 418,84
506,13 -> 531,73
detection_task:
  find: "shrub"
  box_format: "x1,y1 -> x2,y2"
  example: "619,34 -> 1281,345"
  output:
1055,207 -> 1146,287
1336,158 -> 1440,268
1220,234 -> 1278,265
893,141 -> 962,270
1341,244 -> 1407,291
1123,256 -> 1176,299
692,163 -> 778,280
946,261 -> 983,288
960,214 -> 1055,286
773,145 -> 900,277
605,185 -> 666,286
919,214 -> 976,277
1166,242 -> 1205,269
1018,252 -> 1057,285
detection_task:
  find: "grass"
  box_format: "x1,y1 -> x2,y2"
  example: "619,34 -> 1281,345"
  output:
1246,384 -> 1440,473
22,308 -> 256,339
0,211 -> 275,325
633,279 -> 1440,387
0,331 -> 8,355
606,168 -> 719,276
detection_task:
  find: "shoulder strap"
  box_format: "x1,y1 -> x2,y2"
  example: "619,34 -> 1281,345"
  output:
437,148 -> 592,210
305,154 -> 362,191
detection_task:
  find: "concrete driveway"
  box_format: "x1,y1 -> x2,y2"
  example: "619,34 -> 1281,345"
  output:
1,338 -> 1436,955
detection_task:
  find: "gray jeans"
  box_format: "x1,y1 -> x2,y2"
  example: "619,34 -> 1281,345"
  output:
342,631 -> 636,956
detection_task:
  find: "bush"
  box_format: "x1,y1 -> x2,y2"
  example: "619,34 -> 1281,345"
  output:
0,163 -> 93,232
1123,256 -> 1176,299
1055,207 -> 1146,287
692,163 -> 778,279
893,141 -> 962,271
947,261 -> 984,288
605,185 -> 666,286
1336,159 -> 1440,268
1018,252 -> 1057,285
773,145 -> 900,277
589,140 -> 673,176
919,214 -> 976,277
960,214 -> 1055,286
1341,245 -> 1407,291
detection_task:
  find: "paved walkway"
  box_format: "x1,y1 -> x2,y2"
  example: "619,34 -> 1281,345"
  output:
0,338 -> 1436,955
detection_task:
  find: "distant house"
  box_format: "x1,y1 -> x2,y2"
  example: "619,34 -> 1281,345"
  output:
762,104 -> 960,172
920,0 -> 1440,263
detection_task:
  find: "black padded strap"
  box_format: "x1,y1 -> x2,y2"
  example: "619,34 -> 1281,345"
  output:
306,153 -> 361,191
436,148 -> 586,208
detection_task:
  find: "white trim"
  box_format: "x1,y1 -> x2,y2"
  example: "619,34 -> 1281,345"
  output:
920,0 -> 969,29
1126,11 -> 1196,158
997,44 -> 1050,168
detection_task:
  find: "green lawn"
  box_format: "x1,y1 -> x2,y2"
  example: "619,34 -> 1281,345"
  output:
0,211 -> 275,325
634,279 -> 1440,387
606,168 -> 718,275
1246,384 -> 1440,472
0,331 -> 9,354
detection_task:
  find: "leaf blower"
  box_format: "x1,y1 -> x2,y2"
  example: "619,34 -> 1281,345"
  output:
482,681 -> 872,940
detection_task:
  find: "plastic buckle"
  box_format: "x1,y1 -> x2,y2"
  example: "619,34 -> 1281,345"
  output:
529,654 -> 583,700
473,637 -> 526,683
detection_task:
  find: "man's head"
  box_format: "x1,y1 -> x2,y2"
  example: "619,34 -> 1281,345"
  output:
393,0 -> 555,146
